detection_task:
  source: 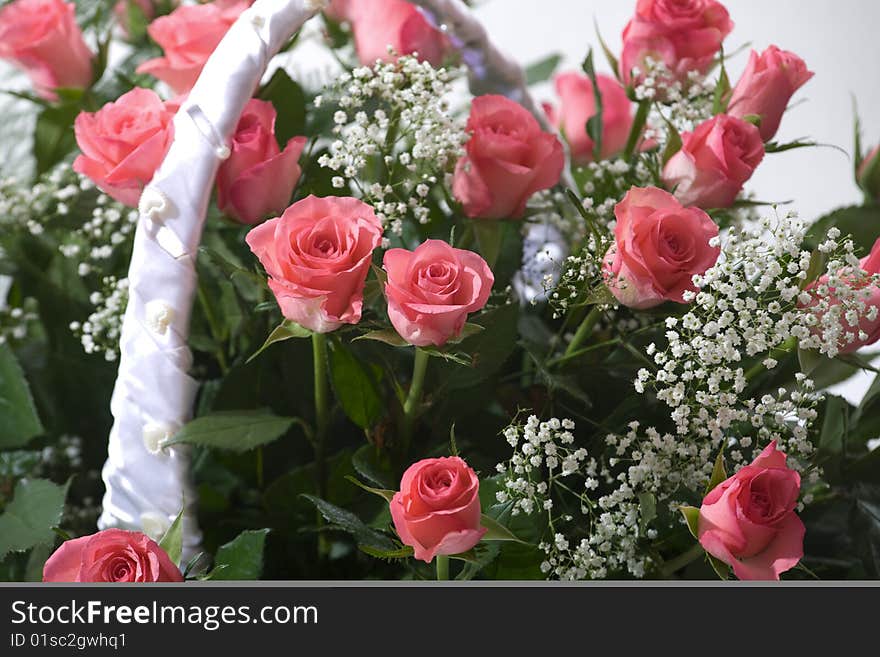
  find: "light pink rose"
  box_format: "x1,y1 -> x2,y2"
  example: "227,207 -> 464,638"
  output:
603,186 -> 719,309
217,99 -> 307,225
341,0 -> 448,66
662,114 -> 765,209
136,1 -> 247,95
543,72 -> 633,164
246,195 -> 383,333
620,0 -> 733,85
858,145 -> 880,203
698,442 -> 805,581
390,456 -> 487,563
43,529 -> 183,582
383,240 -> 494,347
727,46 -> 813,142
0,0 -> 93,101
453,94 -> 564,220
73,87 -> 176,208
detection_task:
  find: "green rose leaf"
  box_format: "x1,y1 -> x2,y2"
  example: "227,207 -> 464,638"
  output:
0,478 -> 69,559
208,529 -> 270,581
164,411 -> 298,452
0,344 -> 44,450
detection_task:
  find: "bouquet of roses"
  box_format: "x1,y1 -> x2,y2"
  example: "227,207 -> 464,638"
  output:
0,0 -> 878,583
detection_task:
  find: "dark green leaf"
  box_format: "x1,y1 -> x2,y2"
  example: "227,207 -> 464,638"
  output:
581,49 -> 604,161
0,344 -> 44,449
346,475 -> 394,503
34,103 -> 80,176
165,411 -> 296,452
247,320 -> 312,364
524,53 -> 562,85
0,479 -> 69,558
208,529 -> 270,580
158,509 -> 184,567
301,494 -> 396,551
623,100 -> 651,159
354,329 -> 409,348
661,118 -> 682,166
481,514 -> 527,543
807,205 -> 880,254
329,343 -> 383,429
705,447 -> 728,495
680,505 -> 700,539
358,544 -> 413,560
474,221 -> 503,269
708,554 -> 730,580
257,68 -> 307,146
351,444 -> 394,489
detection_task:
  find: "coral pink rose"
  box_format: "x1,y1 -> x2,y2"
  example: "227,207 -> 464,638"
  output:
858,145 -> 880,203
383,240 -> 494,347
543,72 -> 633,164
662,114 -> 764,209
453,94 -> 564,220
620,0 -> 733,85
727,46 -> 813,142
217,99 -> 307,225
341,0 -> 448,66
73,87 -> 176,207
698,442 -> 805,581
246,195 -> 382,333
136,1 -> 247,95
390,456 -> 487,563
43,529 -> 183,582
603,186 -> 719,309
0,0 -> 93,101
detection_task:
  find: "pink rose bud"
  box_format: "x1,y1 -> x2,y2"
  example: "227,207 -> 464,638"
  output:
217,99 -> 307,225
858,145 -> 880,203
136,1 -> 247,95
620,0 -> 733,85
544,71 -> 633,164
246,195 -> 383,334
603,186 -> 720,309
698,442 -> 805,580
341,0 -> 449,66
453,94 -> 564,220
73,87 -> 176,207
727,46 -> 813,142
43,529 -> 183,582
662,114 -> 765,209
390,456 -> 487,563
0,0 -> 94,101
383,240 -> 494,347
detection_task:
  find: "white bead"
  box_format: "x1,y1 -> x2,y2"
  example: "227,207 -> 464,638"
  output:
140,511 -> 170,541
144,300 -> 174,335
138,187 -> 170,223
142,421 -> 175,455
304,0 -> 330,11
250,13 -> 265,29
215,144 -> 231,160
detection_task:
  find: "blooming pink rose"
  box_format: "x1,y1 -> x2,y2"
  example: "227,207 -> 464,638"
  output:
858,145 -> 880,203
341,0 -> 448,66
662,114 -> 764,208
136,2 -> 247,95
217,99 -> 307,225
383,240 -> 493,347
246,195 -> 382,333
0,0 -> 93,101
543,72 -> 633,164
453,94 -> 564,220
390,456 -> 487,563
603,186 -> 719,309
73,87 -> 176,207
727,46 -> 813,142
620,0 -> 733,85
698,442 -> 805,580
43,529 -> 183,582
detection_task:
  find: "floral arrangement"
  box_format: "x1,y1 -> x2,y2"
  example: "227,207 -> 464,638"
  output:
0,0 -> 879,583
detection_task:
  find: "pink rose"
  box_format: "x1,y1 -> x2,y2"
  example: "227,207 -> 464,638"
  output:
246,195 -> 383,333
0,0 -> 93,101
43,529 -> 183,582
858,145 -> 880,203
136,2 -> 247,95
217,99 -> 307,225
73,87 -> 176,208
543,72 -> 633,164
390,456 -> 487,563
342,0 -> 448,66
603,186 -> 719,309
383,240 -> 494,347
662,114 -> 764,209
727,46 -> 813,142
698,442 -> 805,581
453,94 -> 564,220
620,0 -> 733,85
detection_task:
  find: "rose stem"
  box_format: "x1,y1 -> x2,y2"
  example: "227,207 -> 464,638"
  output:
401,347 -> 430,456
435,555 -> 450,581
312,332 -> 331,557
660,543 -> 705,578
564,306 -> 603,358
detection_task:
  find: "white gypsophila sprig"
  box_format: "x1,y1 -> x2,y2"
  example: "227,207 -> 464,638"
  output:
70,275 -> 129,362
316,54 -> 468,237
633,57 -> 715,140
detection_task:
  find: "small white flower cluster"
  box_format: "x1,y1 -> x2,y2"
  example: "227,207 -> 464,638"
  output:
315,54 -> 468,236
633,57 -> 715,138
0,297 -> 39,346
580,157 -> 653,227
0,168 -> 77,236
70,276 -> 129,362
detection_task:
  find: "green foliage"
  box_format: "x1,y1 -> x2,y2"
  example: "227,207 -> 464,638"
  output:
330,343 -> 384,430
165,411 -> 298,452
159,509 -> 184,567
0,478 -> 68,559
524,53 -> 562,86
208,529 -> 270,580
0,344 -> 44,449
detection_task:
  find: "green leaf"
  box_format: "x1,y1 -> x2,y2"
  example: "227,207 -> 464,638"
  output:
764,139 -> 819,154
346,475 -> 394,503
708,554 -> 730,580
481,514 -> 526,543
581,49 -> 604,161
660,117 -> 682,166
257,68 -> 307,147
524,53 -> 562,86
329,343 -> 383,429
0,344 -> 44,449
247,320 -> 312,363
164,411 -> 296,452
0,479 -> 69,559
798,347 -> 823,375
623,99 -> 651,160
446,323 -> 484,344
679,505 -> 700,539
34,102 -> 80,176
421,347 -> 472,366
351,445 -> 394,489
354,328 -> 409,348
638,492 -> 656,532
302,494 -> 397,551
807,205 -> 880,254
800,248 -> 826,290
158,509 -> 184,567
712,51 -> 731,115
208,529 -> 270,580
584,284 -> 616,306
705,447 -> 727,495
474,221 -> 503,269
594,19 -> 620,80
358,544 -> 413,560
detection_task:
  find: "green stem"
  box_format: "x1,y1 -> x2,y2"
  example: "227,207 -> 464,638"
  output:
196,281 -> 229,373
435,554 -> 450,581
661,543 -> 705,577
401,348 -> 430,455
564,307 -> 603,358
312,333 -> 330,559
